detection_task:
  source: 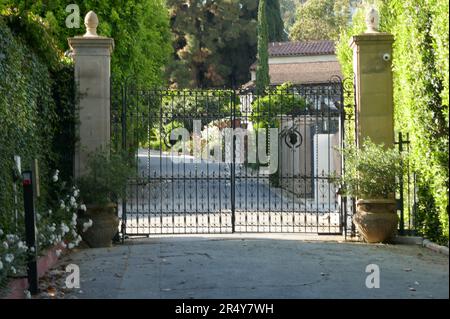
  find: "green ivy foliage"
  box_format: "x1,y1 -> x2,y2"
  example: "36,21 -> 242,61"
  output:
337,1 -> 449,244
0,16 -> 75,235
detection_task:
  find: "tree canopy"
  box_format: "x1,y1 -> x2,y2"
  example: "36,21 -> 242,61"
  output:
166,0 -> 285,89
166,0 -> 258,88
267,0 -> 286,42
0,0 -> 173,86
290,0 -> 351,41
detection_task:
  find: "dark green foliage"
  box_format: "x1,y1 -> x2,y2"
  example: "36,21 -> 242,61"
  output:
0,16 -> 75,234
166,0 -> 258,88
76,150 -> 134,206
166,0 -> 285,88
256,0 -> 270,94
267,0 -> 286,42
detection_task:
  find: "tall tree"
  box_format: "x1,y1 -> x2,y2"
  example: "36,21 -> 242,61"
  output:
256,0 -> 270,93
290,0 -> 351,41
279,0 -> 306,35
267,0 -> 286,41
166,0 -> 258,88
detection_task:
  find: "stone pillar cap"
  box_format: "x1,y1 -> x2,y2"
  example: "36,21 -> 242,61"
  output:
84,11 -> 99,37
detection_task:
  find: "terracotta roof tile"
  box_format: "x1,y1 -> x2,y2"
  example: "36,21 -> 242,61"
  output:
268,40 -> 336,57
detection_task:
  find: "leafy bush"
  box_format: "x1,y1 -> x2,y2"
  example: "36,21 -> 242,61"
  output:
250,83 -> 308,129
335,139 -> 404,199
76,150 -> 135,207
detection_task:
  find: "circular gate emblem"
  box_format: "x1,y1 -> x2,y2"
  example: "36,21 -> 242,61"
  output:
284,129 -> 303,149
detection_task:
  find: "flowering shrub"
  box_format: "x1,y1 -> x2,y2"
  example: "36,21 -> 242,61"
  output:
0,232 -> 27,286
0,170 -> 92,289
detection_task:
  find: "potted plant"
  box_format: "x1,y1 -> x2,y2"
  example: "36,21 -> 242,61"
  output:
76,150 -> 133,248
337,139 -> 404,243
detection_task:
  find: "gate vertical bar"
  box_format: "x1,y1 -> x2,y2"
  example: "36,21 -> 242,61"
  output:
231,89 -> 236,233
121,83 -> 127,242
397,132 -> 405,235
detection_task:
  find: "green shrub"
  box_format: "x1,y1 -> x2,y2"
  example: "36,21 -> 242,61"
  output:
250,83 -> 308,128
76,150 -> 135,207
335,139 -> 405,199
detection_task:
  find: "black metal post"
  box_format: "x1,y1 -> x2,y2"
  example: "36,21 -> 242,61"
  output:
22,170 -> 39,294
231,90 -> 236,233
121,83 -> 127,243
397,132 -> 405,235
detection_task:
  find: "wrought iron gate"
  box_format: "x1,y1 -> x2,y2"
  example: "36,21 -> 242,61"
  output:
111,79 -> 350,236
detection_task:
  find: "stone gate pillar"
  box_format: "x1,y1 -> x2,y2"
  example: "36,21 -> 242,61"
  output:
350,8 -> 394,147
68,11 -> 114,178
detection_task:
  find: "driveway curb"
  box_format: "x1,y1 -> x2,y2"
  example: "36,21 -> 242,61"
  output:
393,236 -> 449,256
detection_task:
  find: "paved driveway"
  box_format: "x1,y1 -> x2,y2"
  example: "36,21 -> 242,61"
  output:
51,235 -> 448,299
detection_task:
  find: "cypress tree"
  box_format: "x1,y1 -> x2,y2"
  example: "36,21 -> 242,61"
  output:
256,0 -> 270,94
267,0 -> 286,42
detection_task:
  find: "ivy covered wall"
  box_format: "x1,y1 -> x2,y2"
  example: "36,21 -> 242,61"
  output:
337,1 -> 449,244
0,15 -> 75,234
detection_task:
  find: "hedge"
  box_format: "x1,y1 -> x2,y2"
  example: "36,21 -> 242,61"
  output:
0,14 -> 79,288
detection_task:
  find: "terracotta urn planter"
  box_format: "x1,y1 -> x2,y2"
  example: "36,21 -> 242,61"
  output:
77,203 -> 119,248
354,199 -> 398,243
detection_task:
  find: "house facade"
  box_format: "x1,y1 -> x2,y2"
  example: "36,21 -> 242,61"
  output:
244,40 -> 342,89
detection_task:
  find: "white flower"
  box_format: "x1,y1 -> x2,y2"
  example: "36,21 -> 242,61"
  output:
70,196 -> 77,207
29,246 -> 35,253
72,230 -> 78,238
0,261 -> 3,270
52,170 -> 59,182
48,209 -> 52,215
60,242 -> 67,249
60,201 -> 66,209
24,290 -> 31,299
10,266 -> 16,274
73,189 -> 79,198
60,223 -> 70,235
68,243 -> 75,249
72,213 -> 78,222
80,204 -> 87,212
17,241 -> 26,250
2,241 -> 8,249
82,219 -> 93,232
55,249 -> 62,257
6,234 -> 17,243
5,254 -> 14,263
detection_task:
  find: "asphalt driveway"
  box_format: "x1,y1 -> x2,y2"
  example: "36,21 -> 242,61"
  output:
42,235 -> 449,299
